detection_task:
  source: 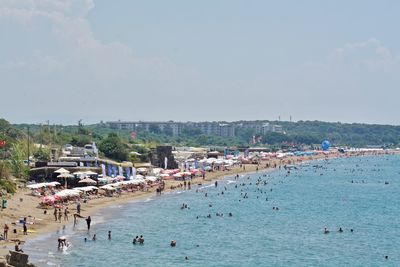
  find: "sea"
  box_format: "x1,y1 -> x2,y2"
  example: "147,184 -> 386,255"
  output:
25,155 -> 400,267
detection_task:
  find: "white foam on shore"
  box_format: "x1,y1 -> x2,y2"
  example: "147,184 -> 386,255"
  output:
198,184 -> 214,190
227,180 -> 237,184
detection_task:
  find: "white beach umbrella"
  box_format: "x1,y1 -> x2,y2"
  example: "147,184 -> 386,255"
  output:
78,177 -> 97,185
57,173 -> 74,187
54,168 -> 70,174
145,176 -> 158,182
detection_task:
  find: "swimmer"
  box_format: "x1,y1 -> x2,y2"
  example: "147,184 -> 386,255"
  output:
228,213 -> 233,217
108,231 -> 111,240
139,235 -> 144,244
338,227 -> 343,233
92,234 -> 96,241
324,228 -> 330,234
170,240 -> 176,247
58,236 -> 67,249
133,236 -> 138,244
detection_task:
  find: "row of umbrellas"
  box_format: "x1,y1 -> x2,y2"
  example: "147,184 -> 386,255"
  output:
54,168 -> 97,187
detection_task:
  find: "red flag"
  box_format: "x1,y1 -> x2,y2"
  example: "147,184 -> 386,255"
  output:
130,132 -> 137,140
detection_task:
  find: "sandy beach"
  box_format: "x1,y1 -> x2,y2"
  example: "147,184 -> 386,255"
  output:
0,150 -> 395,258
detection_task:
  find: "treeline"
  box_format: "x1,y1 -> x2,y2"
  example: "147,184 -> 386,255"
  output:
93,120 -> 400,148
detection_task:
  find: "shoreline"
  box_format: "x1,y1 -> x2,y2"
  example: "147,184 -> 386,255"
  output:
0,150 -> 398,259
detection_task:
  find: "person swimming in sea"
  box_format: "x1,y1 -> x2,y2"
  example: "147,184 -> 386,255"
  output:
324,228 -> 330,234
338,227 -> 343,233
170,240 -> 176,247
133,236 -> 138,244
58,236 -> 67,249
138,235 -> 144,244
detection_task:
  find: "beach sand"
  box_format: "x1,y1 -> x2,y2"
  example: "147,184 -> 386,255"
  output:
0,150 -> 394,258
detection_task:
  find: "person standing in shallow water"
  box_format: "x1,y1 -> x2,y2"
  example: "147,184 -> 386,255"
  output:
86,216 -> 91,231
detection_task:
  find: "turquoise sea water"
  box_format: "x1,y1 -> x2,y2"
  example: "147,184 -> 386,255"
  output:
26,155 -> 400,266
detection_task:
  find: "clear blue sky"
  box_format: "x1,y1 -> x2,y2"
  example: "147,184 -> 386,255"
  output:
1,0 -> 399,125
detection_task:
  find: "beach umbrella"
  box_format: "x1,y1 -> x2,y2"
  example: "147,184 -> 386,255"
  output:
145,176 -> 158,182
136,168 -> 147,173
76,186 -> 98,192
48,181 -> 61,187
57,173 -> 74,187
54,168 -> 70,174
78,177 -> 97,185
84,171 -> 98,175
100,185 -> 116,191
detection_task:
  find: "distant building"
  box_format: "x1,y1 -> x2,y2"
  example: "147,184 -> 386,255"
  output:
105,121 -> 236,137
105,121 -> 182,137
104,120 -> 284,138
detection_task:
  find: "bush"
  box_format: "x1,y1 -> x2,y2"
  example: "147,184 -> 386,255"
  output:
0,178 -> 16,194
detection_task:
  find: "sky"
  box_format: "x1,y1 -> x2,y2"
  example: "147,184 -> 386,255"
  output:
1,0 -> 400,125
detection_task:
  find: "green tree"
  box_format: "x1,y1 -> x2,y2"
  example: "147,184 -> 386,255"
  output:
33,148 -> 51,161
99,133 -> 128,161
9,141 -> 28,179
70,135 -> 92,147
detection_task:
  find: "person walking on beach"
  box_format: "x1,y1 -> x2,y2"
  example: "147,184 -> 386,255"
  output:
54,207 -> 58,221
77,200 -> 81,214
64,207 -> 69,221
58,209 -> 62,223
23,222 -> 27,235
3,224 -> 9,240
86,216 -> 91,231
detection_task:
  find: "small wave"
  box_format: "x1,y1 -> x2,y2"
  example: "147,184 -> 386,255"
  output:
227,180 -> 236,184
143,198 -> 153,202
198,184 -> 214,190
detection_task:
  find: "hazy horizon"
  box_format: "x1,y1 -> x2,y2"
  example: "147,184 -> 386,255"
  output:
1,1 -> 400,125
